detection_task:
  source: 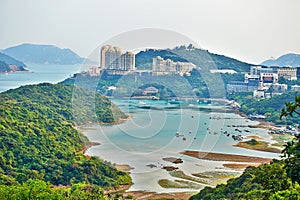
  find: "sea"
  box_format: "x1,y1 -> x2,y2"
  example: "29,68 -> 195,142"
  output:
83,99 -> 279,192
0,64 -> 81,93
0,64 -> 280,193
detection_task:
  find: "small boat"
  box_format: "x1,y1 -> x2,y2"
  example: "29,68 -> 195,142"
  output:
138,101 -> 146,105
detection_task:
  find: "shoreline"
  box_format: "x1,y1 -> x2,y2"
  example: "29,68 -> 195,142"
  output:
0,69 -> 31,74
232,109 -> 276,129
233,140 -> 282,153
123,191 -> 194,200
75,115 -> 132,129
181,150 -> 272,163
80,98 -> 279,197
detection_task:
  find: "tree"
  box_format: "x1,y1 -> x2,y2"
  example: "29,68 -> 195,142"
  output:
281,96 -> 300,184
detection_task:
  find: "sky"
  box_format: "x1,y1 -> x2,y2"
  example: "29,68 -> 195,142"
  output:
0,0 -> 299,64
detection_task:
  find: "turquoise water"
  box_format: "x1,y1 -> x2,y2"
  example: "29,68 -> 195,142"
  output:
0,64 -> 81,92
0,69 -> 280,192
83,99 -> 279,192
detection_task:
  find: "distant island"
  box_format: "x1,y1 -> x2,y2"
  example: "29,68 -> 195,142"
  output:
3,43 -> 85,65
0,52 -> 27,73
261,53 -> 300,68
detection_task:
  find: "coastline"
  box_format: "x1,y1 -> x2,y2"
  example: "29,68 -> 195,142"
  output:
233,140 -> 282,153
0,69 -> 31,74
232,109 -> 276,129
75,115 -> 132,130
80,98 -> 280,198
181,151 -> 272,163
231,106 -> 289,153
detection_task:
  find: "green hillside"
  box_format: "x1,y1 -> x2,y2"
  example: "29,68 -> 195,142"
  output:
190,160 -> 300,200
0,52 -> 27,73
135,45 -> 253,72
228,91 -> 300,124
136,48 -> 188,70
0,83 -> 130,189
0,61 -> 11,73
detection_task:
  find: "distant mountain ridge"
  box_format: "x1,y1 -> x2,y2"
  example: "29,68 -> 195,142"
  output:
3,43 -> 85,65
0,52 -> 27,73
261,53 -> 300,67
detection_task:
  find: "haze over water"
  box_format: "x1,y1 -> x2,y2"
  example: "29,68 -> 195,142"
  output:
0,64 -> 81,93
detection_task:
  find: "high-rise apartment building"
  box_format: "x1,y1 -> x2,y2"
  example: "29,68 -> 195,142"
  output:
100,45 -> 135,71
121,52 -> 135,71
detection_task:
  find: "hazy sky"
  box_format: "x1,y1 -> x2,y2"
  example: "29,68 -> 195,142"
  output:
0,0 -> 299,64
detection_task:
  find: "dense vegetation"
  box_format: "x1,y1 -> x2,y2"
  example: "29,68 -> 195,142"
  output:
135,45 -> 254,73
190,161 -> 300,200
0,83 -> 131,197
228,91 -> 300,124
171,45 -> 253,73
62,68 -> 243,100
0,179 -> 107,200
135,49 -> 188,70
63,72 -> 208,99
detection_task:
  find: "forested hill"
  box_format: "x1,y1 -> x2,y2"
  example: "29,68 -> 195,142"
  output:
135,49 -> 189,70
3,43 -> 85,65
0,52 -> 27,73
190,160 -> 300,199
136,45 -> 254,72
0,83 -> 130,190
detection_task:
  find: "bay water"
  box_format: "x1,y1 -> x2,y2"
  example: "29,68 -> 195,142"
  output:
0,66 -> 279,193
0,64 -> 81,92
83,99 -> 279,192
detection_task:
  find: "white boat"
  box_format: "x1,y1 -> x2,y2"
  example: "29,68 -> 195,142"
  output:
138,101 -> 147,105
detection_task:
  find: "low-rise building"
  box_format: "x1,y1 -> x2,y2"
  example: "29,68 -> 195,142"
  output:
152,56 -> 195,75
275,67 -> 297,80
227,81 -> 257,93
88,66 -> 101,76
210,69 -> 237,74
272,83 -> 288,93
142,86 -> 159,95
260,72 -> 278,84
253,89 -> 265,98
291,85 -> 300,91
